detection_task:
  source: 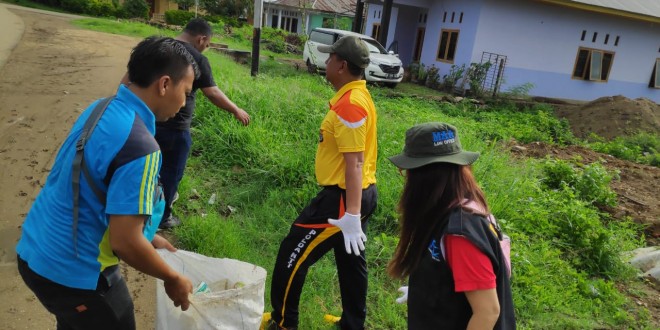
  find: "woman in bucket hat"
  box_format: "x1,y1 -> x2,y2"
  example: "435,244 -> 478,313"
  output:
387,122 -> 515,329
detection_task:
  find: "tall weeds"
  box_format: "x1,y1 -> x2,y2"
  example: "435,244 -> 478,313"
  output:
173,54 -> 647,328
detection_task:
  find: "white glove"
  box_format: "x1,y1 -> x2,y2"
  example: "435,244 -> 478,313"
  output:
396,286 -> 408,304
328,212 -> 366,256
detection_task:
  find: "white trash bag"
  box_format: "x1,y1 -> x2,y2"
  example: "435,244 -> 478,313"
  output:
156,249 -> 267,330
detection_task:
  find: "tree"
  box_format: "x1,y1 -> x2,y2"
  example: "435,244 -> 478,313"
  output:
123,0 -> 149,19
174,0 -> 195,11
200,0 -> 251,17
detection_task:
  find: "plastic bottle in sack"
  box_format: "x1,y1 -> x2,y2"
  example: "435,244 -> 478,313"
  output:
194,281 -> 211,295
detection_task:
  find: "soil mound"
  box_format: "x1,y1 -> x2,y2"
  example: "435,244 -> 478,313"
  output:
554,95 -> 660,140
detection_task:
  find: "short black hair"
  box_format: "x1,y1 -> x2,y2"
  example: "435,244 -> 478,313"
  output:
336,53 -> 364,77
184,18 -> 212,37
127,37 -> 200,88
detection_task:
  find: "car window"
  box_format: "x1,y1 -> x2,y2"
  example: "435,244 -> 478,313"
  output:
310,31 -> 334,45
362,39 -> 387,54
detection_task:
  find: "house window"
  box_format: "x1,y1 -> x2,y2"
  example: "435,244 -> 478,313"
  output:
572,47 -> 614,82
580,30 -> 586,41
271,15 -> 278,28
604,34 -> 609,45
284,18 -> 298,33
419,12 -> 428,24
322,17 -> 334,28
372,23 -> 381,40
650,58 -> 660,88
437,29 -> 459,63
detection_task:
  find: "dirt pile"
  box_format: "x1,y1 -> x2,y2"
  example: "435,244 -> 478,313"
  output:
554,95 -> 660,140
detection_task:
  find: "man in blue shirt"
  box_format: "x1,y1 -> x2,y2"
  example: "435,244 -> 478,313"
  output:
16,37 -> 198,330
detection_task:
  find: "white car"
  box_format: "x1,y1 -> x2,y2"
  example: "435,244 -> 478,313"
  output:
303,28 -> 404,88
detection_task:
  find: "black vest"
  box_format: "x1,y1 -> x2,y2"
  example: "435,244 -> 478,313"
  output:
408,208 -> 516,329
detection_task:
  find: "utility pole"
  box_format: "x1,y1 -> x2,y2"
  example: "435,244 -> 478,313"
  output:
379,0 -> 393,47
251,0 -> 263,76
353,0 -> 364,33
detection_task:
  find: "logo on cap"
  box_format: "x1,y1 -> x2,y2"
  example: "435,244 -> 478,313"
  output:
432,130 -> 456,146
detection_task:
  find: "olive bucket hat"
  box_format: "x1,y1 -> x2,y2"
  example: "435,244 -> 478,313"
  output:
388,122 -> 480,169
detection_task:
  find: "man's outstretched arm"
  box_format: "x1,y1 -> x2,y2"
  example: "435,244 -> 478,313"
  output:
202,86 -> 250,125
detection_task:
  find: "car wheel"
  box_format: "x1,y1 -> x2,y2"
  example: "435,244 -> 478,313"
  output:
385,82 -> 398,88
306,59 -> 318,74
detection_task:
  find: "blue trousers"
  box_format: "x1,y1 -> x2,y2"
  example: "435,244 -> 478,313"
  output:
155,127 -> 192,219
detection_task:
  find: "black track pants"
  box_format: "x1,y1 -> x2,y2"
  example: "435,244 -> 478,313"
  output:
270,185 -> 377,330
17,256 -> 135,330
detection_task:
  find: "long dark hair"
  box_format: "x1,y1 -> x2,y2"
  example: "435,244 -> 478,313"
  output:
387,162 -> 489,279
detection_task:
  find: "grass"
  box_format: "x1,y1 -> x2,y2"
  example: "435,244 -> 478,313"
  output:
61,16 -> 654,329
72,18 -> 176,38
170,53 -> 649,328
72,17 -> 304,60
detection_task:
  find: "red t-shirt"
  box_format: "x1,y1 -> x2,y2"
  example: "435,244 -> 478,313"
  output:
445,235 -> 496,292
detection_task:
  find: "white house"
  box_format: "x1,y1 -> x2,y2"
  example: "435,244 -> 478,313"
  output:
361,0 -> 660,102
262,0 -> 355,35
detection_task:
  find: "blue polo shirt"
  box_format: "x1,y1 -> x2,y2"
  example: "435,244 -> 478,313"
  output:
16,85 -> 162,290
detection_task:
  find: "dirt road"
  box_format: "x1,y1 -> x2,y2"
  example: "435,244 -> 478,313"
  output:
0,5 -> 155,329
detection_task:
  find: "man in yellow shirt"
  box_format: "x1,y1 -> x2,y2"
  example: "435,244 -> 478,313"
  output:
266,36 -> 378,330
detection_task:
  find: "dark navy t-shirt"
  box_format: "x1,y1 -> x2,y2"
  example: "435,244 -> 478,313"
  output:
157,40 -> 216,130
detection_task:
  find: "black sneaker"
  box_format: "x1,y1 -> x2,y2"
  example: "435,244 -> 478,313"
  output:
158,215 -> 182,229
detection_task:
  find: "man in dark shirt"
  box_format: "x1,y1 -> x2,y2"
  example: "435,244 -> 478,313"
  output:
157,18 -> 250,228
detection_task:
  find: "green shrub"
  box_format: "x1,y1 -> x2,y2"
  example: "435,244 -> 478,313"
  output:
511,106 -> 575,144
501,82 -> 535,99
510,185 -> 640,278
113,6 -> 128,18
589,132 -> 660,167
442,64 -> 465,92
466,62 -> 492,97
416,63 -> 427,85
540,157 -> 578,189
164,10 -> 196,26
86,0 -> 116,17
33,0 -> 62,6
122,0 -> 148,19
574,162 -> 618,207
223,16 -> 243,28
540,158 -> 617,207
203,14 -> 224,24
60,0 -> 87,13
425,65 -> 440,89
264,39 -> 287,53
